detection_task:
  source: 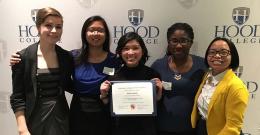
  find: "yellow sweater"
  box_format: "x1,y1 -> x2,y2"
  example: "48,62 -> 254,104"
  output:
191,69 -> 249,135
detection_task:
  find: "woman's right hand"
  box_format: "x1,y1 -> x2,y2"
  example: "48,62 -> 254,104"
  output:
100,80 -> 111,98
152,78 -> 163,100
100,80 -> 111,104
10,53 -> 21,66
19,130 -> 31,135
15,111 -> 30,135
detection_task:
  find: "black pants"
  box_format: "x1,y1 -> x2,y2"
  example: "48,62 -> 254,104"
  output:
196,117 -> 207,135
158,129 -> 195,135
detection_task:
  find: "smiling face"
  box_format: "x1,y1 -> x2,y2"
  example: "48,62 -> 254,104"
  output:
168,30 -> 192,59
121,39 -> 143,68
207,40 -> 231,75
86,21 -> 106,48
38,16 -> 63,45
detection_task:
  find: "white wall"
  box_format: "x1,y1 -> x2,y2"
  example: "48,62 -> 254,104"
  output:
0,0 -> 259,134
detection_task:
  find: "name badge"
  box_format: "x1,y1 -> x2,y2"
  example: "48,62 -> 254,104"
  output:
103,67 -> 115,75
162,81 -> 172,91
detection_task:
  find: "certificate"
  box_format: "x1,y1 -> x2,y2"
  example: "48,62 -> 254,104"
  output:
110,81 -> 156,116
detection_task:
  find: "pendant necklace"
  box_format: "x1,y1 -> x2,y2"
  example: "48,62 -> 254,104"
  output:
168,56 -> 192,81
174,72 -> 182,80
168,56 -> 182,80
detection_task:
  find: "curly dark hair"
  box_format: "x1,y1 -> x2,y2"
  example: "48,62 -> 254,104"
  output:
166,23 -> 194,55
167,22 -> 194,43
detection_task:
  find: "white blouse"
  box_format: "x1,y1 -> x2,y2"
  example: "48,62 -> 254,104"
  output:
197,70 -> 227,120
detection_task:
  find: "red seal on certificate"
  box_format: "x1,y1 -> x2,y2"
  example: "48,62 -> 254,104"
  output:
130,104 -> 135,110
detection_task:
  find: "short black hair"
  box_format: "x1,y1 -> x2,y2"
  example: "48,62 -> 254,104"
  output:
204,37 -> 239,70
166,23 -> 194,55
167,22 -> 194,43
116,32 -> 149,65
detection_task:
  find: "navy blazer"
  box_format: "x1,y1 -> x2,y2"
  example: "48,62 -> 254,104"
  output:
10,42 -> 74,121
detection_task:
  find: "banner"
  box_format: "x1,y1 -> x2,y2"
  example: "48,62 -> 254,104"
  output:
0,0 -> 259,134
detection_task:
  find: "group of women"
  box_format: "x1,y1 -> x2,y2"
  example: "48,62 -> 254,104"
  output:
10,7 -> 249,135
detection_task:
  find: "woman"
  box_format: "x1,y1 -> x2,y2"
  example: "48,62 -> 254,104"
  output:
100,32 -> 162,135
191,37 -> 249,135
151,23 -> 206,135
69,15 -> 120,135
10,7 -> 73,135
10,15 -> 118,135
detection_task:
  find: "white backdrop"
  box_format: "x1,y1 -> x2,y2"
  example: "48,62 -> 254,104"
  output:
0,0 -> 259,135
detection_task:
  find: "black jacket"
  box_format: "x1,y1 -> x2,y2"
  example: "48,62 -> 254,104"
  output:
10,42 -> 74,121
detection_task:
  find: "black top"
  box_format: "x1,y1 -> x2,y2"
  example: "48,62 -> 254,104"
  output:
10,43 -> 74,122
37,68 -> 61,97
109,64 -> 160,81
108,64 -> 160,135
28,68 -> 69,135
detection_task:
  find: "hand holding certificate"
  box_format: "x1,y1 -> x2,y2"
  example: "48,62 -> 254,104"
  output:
110,81 -> 156,116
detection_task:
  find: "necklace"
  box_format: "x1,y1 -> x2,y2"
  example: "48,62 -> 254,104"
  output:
174,72 -> 182,80
168,56 -> 192,81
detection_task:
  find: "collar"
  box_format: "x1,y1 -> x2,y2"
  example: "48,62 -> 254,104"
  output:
207,70 -> 228,86
213,70 -> 228,81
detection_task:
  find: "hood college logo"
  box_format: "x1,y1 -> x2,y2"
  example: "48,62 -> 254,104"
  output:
31,9 -> 39,23
128,9 -> 144,26
232,7 -> 250,25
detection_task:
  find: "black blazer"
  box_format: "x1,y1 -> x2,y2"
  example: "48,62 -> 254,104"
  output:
10,42 -> 74,121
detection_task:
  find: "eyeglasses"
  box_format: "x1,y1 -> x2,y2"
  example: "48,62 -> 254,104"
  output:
208,49 -> 230,57
169,38 -> 191,46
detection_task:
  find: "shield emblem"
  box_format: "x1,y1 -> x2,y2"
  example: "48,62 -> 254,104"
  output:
232,7 -> 250,25
128,9 -> 144,26
31,9 -> 39,23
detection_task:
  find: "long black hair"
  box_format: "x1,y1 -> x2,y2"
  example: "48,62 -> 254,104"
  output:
75,15 -> 110,65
